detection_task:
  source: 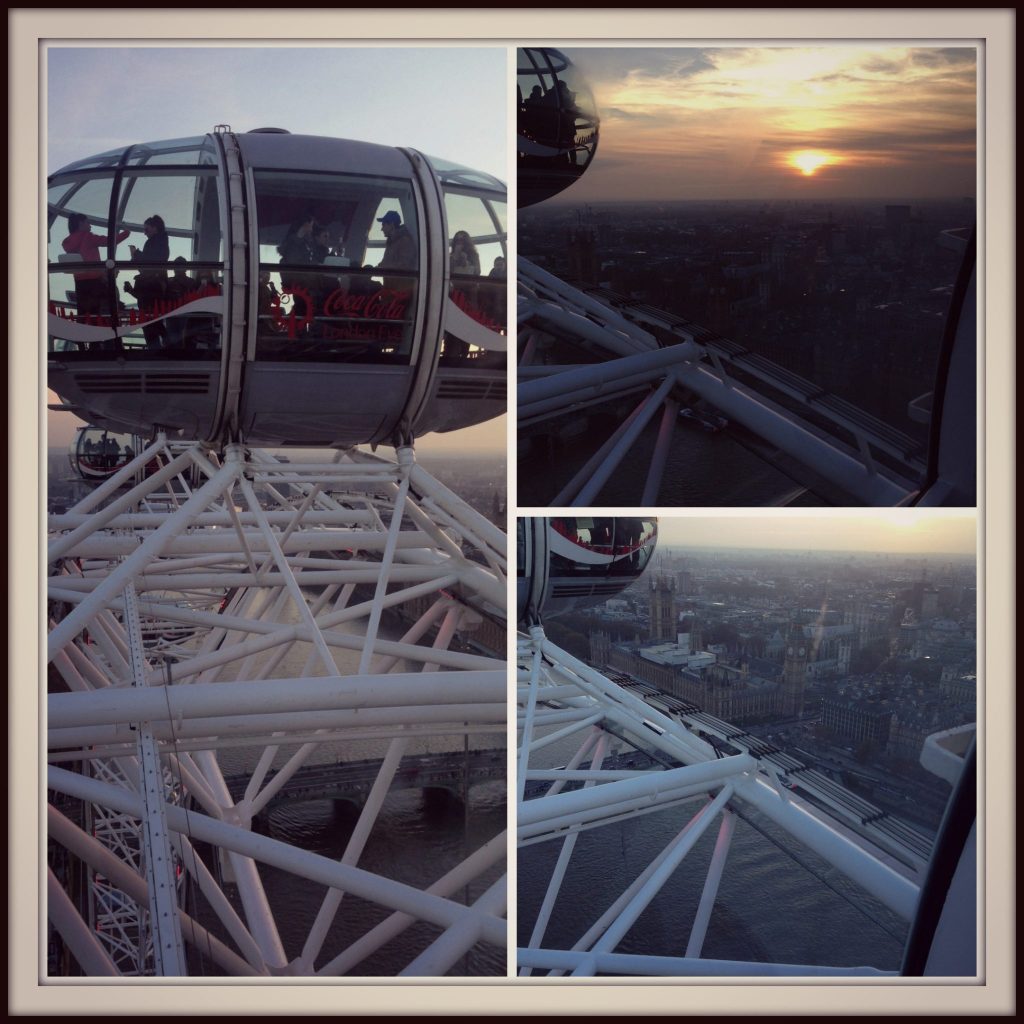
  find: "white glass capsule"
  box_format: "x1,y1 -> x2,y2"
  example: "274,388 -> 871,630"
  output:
47,129 -> 507,448
517,48 -> 599,208
517,516 -> 658,624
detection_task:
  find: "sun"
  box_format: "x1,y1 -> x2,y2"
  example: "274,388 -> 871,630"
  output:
789,150 -> 835,176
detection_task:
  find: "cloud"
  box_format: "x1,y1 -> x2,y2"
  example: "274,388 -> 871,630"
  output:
544,45 -> 978,201
668,51 -> 719,79
603,106 -> 658,122
566,47 -> 721,102
760,127 -> 976,154
910,47 -> 977,69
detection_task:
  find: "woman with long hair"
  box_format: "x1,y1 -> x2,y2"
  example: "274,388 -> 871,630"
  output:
450,230 -> 481,277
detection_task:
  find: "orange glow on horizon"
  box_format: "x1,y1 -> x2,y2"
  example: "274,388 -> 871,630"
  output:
788,150 -> 837,176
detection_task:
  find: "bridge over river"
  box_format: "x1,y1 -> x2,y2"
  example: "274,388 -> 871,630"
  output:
224,749 -> 506,815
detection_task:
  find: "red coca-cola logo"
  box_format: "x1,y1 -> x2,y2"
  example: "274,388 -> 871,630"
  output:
272,285 -> 316,339
450,287 -> 503,332
271,286 -> 410,342
50,283 -> 222,328
322,287 -> 410,322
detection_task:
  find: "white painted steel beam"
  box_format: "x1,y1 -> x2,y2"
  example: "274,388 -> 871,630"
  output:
517,259 -> 920,506
574,376 -> 677,505
122,582 -> 187,976
517,756 -> 754,829
48,767 -> 507,948
518,342 -> 699,408
49,671 -> 505,728
47,869 -> 121,976
48,805 -> 261,976
517,627 -> 924,978
50,529 -> 436,559
48,455 -> 243,658
49,703 -> 505,750
517,948 -> 893,977
48,444 -> 507,977
316,833 -> 508,976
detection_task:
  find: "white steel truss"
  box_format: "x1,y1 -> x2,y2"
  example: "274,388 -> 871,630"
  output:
518,257 -> 922,506
47,436 -> 507,977
517,627 -> 926,977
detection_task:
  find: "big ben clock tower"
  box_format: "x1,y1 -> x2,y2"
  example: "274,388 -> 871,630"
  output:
782,624 -> 808,717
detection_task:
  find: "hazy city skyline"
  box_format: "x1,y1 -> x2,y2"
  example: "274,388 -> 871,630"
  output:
653,512 -> 976,556
558,46 -> 977,203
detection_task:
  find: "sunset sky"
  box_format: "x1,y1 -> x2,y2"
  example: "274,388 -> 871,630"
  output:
558,45 -> 977,203
655,510 -> 977,557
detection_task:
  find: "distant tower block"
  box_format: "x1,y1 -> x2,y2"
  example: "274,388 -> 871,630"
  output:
782,624 -> 809,717
590,629 -> 611,666
885,203 -> 912,236
920,587 -> 940,621
678,603 -> 703,654
567,225 -> 599,286
648,572 -> 677,642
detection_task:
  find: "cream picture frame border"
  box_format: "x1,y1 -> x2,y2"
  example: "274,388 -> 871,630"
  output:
9,7 -> 1014,1017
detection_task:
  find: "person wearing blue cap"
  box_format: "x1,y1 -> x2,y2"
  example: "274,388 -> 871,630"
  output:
377,209 -> 417,290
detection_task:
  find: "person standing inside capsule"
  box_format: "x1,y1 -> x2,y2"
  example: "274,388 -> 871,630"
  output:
127,215 -> 171,347
377,210 -> 417,292
278,212 -> 319,324
62,213 -> 130,320
278,212 -> 317,269
311,224 -> 333,264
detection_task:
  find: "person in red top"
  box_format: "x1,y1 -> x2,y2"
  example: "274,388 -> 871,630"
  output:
62,213 -> 130,318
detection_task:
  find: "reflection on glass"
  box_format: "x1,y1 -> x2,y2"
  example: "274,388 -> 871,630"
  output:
117,171 -> 223,262
72,427 -> 137,478
253,170 -> 421,363
441,188 -> 507,366
549,517 -> 657,579
48,269 -> 118,350
517,47 -> 600,207
48,266 -> 223,357
53,136 -> 210,174
125,136 -> 209,166
48,162 -> 226,358
256,268 -> 417,362
425,155 -> 505,193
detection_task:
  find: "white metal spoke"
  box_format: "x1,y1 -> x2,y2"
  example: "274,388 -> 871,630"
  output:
517,624 -> 924,976
47,445 -> 506,977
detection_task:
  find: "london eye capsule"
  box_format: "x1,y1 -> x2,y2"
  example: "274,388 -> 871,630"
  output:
67,425 -> 140,481
47,128 -> 507,448
517,517 -> 657,624
517,48 -> 599,208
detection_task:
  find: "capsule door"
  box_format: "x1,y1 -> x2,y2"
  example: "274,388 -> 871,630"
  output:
235,133 -> 439,448
517,518 -> 550,625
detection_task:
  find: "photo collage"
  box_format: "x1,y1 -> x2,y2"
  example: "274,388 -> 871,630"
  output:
17,11 -> 1013,1017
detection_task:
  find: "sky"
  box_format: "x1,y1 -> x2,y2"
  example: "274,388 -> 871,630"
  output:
654,511 -> 977,557
556,45 -> 977,203
45,45 -> 508,453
